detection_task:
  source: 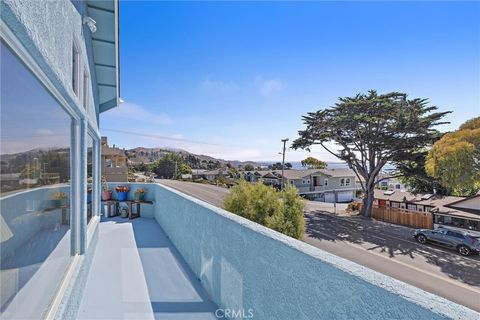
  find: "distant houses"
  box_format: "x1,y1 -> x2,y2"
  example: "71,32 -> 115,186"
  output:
101,137 -> 128,182
191,169 -> 228,182
374,189 -> 480,235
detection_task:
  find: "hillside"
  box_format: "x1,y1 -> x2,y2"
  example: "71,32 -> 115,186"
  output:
126,147 -> 258,169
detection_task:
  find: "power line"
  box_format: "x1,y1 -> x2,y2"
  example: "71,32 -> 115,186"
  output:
101,128 -> 219,146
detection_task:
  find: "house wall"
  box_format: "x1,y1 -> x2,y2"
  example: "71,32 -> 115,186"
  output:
150,182 -> 475,320
326,176 -> 356,189
290,178 -> 310,191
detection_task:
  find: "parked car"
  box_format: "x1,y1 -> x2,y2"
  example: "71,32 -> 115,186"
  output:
414,228 -> 480,256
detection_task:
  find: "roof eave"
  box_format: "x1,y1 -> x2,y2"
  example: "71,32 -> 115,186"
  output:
87,0 -> 120,114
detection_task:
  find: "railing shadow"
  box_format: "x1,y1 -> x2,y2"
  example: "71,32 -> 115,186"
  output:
128,218 -> 218,318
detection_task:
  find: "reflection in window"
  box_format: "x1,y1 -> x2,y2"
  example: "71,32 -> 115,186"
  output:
72,43 -> 79,96
87,135 -> 94,223
83,68 -> 89,110
0,41 -> 72,319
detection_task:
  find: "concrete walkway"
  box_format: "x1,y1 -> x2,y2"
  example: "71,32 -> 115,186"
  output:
77,217 -> 218,319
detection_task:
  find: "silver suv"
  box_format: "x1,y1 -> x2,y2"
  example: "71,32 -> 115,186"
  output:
414,228 -> 480,256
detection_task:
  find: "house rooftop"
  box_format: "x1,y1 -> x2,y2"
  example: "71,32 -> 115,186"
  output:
374,189 -> 480,220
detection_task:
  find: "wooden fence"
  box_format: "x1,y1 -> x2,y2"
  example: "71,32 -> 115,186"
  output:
371,205 -> 433,229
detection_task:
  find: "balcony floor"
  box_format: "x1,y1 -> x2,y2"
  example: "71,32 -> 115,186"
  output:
77,217 -> 218,319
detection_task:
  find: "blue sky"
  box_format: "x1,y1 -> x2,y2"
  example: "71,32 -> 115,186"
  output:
101,1 -> 480,162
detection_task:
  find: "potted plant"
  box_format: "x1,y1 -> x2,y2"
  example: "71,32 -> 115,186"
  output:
115,185 -> 129,201
52,191 -> 68,207
101,176 -> 112,201
134,188 -> 146,202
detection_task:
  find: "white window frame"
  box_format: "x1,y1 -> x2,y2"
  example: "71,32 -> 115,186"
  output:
345,178 -> 351,186
324,178 -> 328,186
340,178 -> 345,186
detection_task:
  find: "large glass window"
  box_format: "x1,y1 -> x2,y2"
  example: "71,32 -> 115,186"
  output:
0,41 -> 72,319
87,134 -> 94,224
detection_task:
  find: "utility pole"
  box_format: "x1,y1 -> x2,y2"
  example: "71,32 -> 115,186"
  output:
333,189 -> 337,214
281,138 -> 289,191
174,161 -> 178,180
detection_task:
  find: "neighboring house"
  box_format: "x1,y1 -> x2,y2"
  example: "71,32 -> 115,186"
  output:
191,169 -> 227,181
243,170 -> 278,184
191,169 -> 208,180
275,168 -> 358,203
377,174 -> 409,191
374,190 -> 480,235
203,169 -> 221,181
237,168 -> 359,202
101,136 -> 128,182
0,173 -> 20,192
260,171 -> 281,186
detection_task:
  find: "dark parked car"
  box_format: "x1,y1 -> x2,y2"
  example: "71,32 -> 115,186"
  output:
414,228 -> 480,256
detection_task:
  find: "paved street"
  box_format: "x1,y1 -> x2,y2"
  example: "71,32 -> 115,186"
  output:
157,179 -> 480,311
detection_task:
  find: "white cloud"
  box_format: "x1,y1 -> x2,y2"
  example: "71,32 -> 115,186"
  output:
35,128 -> 54,135
199,77 -> 240,93
102,102 -> 173,126
171,134 -> 184,139
255,76 -> 283,97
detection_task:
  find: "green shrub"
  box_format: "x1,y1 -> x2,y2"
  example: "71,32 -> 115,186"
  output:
223,180 -> 305,239
347,201 -> 361,211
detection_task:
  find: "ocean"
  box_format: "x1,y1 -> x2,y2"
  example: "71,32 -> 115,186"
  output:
259,161 -> 396,171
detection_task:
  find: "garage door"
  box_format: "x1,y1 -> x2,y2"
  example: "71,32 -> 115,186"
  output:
337,191 -> 353,202
324,191 -> 353,203
324,193 -> 335,203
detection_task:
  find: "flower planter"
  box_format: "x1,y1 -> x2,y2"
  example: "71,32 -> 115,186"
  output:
134,192 -> 145,202
117,191 -> 129,201
102,190 -> 112,201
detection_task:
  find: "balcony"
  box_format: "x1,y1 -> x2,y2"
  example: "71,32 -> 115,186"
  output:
2,183 -> 477,319
77,216 -> 218,319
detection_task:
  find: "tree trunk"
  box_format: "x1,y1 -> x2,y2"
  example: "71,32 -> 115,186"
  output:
361,186 -> 375,218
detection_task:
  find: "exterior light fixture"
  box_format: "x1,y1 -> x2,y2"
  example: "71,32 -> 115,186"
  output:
83,16 -> 97,33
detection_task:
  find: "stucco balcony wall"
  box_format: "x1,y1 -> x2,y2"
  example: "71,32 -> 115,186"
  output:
117,183 -> 475,320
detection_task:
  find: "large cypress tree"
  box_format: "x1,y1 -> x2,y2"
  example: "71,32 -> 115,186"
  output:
292,90 -> 450,217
